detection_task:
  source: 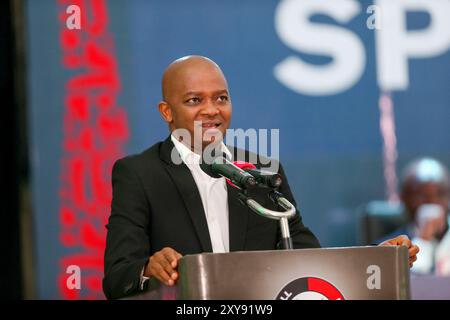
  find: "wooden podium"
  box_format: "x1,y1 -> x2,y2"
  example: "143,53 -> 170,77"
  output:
127,246 -> 410,300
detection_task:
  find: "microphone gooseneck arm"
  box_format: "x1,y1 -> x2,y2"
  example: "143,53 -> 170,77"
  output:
205,158 -> 295,249
237,190 -> 296,250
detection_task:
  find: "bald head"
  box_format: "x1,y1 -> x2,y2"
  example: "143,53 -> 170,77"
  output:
401,158 -> 450,189
161,55 -> 227,102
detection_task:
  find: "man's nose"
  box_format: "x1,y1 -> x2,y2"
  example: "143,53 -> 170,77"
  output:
202,100 -> 220,116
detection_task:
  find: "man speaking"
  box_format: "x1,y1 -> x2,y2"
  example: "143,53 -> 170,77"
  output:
102,56 -> 419,299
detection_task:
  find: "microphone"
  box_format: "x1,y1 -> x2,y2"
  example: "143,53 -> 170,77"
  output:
244,168 -> 282,188
200,155 -> 257,189
232,161 -> 282,188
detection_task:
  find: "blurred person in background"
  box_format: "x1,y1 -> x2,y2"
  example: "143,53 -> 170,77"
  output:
379,158 -> 450,275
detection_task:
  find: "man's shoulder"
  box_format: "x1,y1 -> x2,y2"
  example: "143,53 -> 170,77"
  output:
114,140 -> 166,171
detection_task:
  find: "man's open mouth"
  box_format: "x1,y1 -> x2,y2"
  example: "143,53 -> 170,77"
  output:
201,122 -> 221,128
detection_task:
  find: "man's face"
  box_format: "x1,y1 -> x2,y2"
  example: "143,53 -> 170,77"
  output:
401,181 -> 450,220
161,61 -> 232,150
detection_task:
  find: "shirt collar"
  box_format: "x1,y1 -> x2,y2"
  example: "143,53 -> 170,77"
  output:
170,134 -> 232,166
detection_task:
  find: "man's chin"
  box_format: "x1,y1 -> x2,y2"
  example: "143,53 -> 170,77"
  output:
201,126 -> 223,136
202,130 -> 224,144
202,137 -> 222,148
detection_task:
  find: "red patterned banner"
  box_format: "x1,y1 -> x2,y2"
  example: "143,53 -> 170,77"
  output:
57,0 -> 129,299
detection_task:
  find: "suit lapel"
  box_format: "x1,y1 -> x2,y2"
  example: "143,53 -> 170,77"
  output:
160,136 -> 249,252
227,183 -> 248,251
160,137 -> 213,252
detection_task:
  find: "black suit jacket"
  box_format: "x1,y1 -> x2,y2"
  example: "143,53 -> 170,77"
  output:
103,136 -> 320,299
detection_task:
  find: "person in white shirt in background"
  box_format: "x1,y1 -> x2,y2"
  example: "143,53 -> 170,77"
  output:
399,158 -> 450,275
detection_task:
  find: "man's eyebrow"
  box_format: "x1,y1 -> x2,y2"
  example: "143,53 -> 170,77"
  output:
183,91 -> 202,97
183,89 -> 229,98
214,89 -> 229,95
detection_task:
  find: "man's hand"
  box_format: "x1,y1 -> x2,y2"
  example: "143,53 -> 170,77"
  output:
144,247 -> 182,286
416,204 -> 447,241
379,235 -> 420,268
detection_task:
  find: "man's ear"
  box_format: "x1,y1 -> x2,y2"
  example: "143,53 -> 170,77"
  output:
158,101 -> 173,123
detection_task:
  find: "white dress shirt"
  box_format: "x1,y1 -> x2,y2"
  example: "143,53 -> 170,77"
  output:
171,134 -> 231,253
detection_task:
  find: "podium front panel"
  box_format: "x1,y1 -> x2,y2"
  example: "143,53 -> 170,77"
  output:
132,246 -> 409,300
